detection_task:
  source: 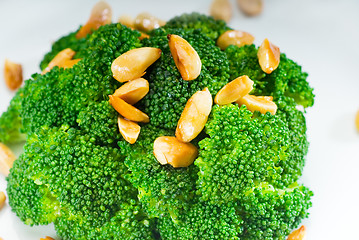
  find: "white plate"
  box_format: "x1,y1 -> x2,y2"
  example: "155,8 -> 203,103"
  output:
1,0 -> 359,239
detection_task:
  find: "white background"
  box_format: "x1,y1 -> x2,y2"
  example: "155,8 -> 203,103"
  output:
0,0 -> 359,239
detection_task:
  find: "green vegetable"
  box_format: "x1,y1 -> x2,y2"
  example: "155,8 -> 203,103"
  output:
2,12 -> 314,240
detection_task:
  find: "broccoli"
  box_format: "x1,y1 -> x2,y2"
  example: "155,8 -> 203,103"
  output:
2,11 -> 314,240
0,88 -> 25,143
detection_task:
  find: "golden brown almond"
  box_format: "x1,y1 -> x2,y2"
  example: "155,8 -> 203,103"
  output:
118,117 -> 141,144
113,78 -> 149,105
216,30 -> 255,50
356,110 -> 359,132
59,58 -> 81,69
287,225 -> 306,240
76,0 -> 112,39
237,0 -> 263,16
0,142 -> 16,177
210,0 -> 233,22
153,136 -> 198,168
214,75 -> 254,105
168,34 -> 202,81
138,31 -> 150,40
118,14 -> 135,28
176,88 -> 212,142
258,38 -> 280,74
236,94 -> 277,115
134,12 -> 166,32
0,191 -> 5,210
111,47 -> 161,82
4,59 -> 23,91
109,95 -> 149,123
42,48 -> 76,74
40,237 -> 55,240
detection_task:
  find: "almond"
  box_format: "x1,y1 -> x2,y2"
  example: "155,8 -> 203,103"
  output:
356,110 -> 359,132
210,0 -> 233,22
113,78 -> 149,105
176,88 -> 212,142
111,47 -> 161,83
217,30 -> 255,50
118,14 -> 135,28
168,34 -> 202,81
134,12 -> 166,32
257,38 -> 280,74
109,95 -> 149,123
153,136 -> 198,168
4,59 -> 23,91
287,225 -> 306,240
214,75 -> 254,105
42,48 -> 76,74
76,0 -> 112,39
237,0 -> 263,16
118,117 -> 141,144
236,94 -> 277,115
0,191 -> 5,210
0,142 -> 16,177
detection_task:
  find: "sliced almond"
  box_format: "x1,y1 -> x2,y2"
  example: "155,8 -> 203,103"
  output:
113,78 -> 149,105
153,136 -> 198,168
76,0 -> 112,39
40,237 -> 55,240
4,59 -> 23,91
356,110 -> 359,132
287,225 -> 306,240
118,14 -> 135,28
237,0 -> 263,16
118,117 -> 141,144
257,38 -> 280,74
236,94 -> 277,115
214,75 -> 254,105
42,48 -> 76,74
210,0 -> 233,22
176,88 -> 212,142
59,58 -> 81,69
138,32 -> 150,40
109,95 -> 149,123
168,34 -> 202,81
0,191 -> 5,210
216,30 -> 255,50
134,12 -> 166,32
111,47 -> 162,83
0,143 -> 16,177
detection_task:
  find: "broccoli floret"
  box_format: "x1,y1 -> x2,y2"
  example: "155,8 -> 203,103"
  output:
163,12 -> 231,40
141,27 -> 230,129
0,88 -> 26,143
119,125 -> 198,219
238,183 -> 313,240
158,200 -> 243,240
21,23 -> 141,134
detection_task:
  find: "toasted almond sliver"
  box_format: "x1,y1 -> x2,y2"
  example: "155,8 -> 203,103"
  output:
153,136 -> 198,168
287,225 -> 306,240
109,95 -> 149,123
176,88 -> 212,142
216,30 -> 255,50
0,191 -> 5,210
237,0 -> 263,16
113,78 -> 149,105
236,94 -> 277,115
4,59 -> 23,91
257,38 -> 280,74
40,237 -> 55,240
118,14 -> 135,28
111,47 -> 162,83
118,117 -> 141,144
210,0 -> 233,22
42,48 -> 76,74
168,34 -> 202,81
0,143 -> 16,177
134,12 -> 166,32
76,0 -> 112,39
59,58 -> 81,69
214,75 -> 254,105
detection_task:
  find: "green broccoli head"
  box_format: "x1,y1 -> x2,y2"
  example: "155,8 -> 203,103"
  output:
0,88 -> 26,143
163,12 -> 231,40
141,27 -> 230,129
